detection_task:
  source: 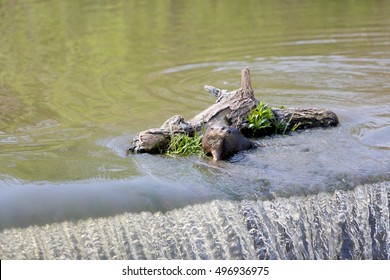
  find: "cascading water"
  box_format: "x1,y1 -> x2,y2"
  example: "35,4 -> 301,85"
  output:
242,181 -> 390,260
1,181 -> 388,260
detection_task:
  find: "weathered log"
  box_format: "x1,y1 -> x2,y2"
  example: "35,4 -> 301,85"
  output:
189,68 -> 257,132
128,115 -> 194,153
272,107 -> 339,130
127,68 -> 339,154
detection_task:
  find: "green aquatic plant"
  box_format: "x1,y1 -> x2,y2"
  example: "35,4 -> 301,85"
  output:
166,132 -> 203,157
273,118 -> 289,135
248,102 -> 302,135
247,101 -> 274,135
273,113 -> 301,135
291,122 -> 301,132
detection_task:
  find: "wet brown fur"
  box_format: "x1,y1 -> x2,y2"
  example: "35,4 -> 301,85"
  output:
202,125 -> 254,161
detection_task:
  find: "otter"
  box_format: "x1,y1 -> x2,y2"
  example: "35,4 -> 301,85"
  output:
202,125 -> 255,161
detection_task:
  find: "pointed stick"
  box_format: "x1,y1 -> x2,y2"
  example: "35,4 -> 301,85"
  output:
240,67 -> 253,92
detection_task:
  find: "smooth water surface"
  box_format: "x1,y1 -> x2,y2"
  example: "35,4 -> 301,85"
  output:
0,0 -> 390,258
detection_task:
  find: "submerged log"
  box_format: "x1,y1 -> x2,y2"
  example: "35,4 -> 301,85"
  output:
128,68 -> 339,154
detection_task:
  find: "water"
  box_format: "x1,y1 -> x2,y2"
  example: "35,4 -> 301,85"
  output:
1,181 -> 389,259
0,0 -> 390,259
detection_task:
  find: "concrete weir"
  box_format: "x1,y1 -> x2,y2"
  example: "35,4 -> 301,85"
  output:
1,181 -> 389,260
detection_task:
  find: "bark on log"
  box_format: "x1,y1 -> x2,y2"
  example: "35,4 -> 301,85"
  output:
189,68 -> 257,133
272,107 -> 339,130
127,68 -> 339,154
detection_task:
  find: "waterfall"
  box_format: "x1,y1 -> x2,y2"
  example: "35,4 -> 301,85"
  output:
1,181 -> 389,260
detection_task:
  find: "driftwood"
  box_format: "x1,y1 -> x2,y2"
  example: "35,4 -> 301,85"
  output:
128,68 -> 338,154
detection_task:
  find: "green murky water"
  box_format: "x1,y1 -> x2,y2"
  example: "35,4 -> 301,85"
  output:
0,0 -> 389,229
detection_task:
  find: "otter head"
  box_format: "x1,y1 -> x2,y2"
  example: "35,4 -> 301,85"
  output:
202,124 -> 254,161
202,125 -> 232,161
